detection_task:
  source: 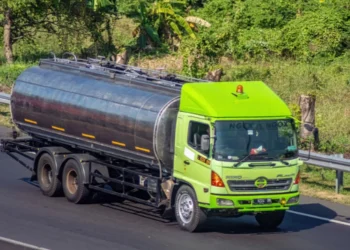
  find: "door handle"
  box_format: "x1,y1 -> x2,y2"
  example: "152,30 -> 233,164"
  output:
184,160 -> 190,165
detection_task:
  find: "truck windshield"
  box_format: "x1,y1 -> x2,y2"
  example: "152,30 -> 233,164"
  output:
214,119 -> 297,162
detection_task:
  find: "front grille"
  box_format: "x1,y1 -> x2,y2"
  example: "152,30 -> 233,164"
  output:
227,178 -> 292,192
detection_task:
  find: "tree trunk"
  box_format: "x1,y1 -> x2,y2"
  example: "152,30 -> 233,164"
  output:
299,94 -> 316,147
205,68 -> 223,82
114,50 -> 129,65
4,8 -> 14,64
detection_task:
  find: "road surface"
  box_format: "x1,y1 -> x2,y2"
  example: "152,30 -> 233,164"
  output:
1,127 -> 350,250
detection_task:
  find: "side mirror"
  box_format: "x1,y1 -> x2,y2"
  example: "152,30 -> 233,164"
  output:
201,135 -> 210,152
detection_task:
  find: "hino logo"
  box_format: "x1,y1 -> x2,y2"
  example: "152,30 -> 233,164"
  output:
226,176 -> 242,180
254,178 -> 268,189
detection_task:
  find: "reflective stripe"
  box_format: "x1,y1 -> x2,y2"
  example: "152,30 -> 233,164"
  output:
52,126 -> 65,132
135,147 -> 150,153
82,133 -> 95,139
24,119 -> 37,125
112,141 -> 126,147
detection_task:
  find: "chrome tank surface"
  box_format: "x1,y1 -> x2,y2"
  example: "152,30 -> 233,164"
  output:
11,65 -> 180,172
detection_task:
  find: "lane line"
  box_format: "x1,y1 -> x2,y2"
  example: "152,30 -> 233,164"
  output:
287,210 -> 350,227
0,236 -> 50,250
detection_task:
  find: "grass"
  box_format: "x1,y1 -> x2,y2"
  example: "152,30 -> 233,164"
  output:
300,164 -> 350,205
0,104 -> 11,128
0,62 -> 34,87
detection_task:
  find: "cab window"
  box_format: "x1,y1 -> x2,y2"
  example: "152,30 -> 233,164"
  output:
188,121 -> 210,155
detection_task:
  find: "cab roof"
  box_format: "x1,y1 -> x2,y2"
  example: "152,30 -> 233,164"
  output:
179,81 -> 291,118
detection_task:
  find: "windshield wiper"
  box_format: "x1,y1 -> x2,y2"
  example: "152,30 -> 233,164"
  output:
233,152 -> 268,167
233,154 -> 252,167
234,154 -> 290,168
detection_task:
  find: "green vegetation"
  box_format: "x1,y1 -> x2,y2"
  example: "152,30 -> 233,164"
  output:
0,104 -> 11,127
300,164 -> 350,205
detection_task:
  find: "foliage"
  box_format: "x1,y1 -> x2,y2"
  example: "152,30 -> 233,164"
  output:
0,62 -> 33,86
120,0 -> 207,49
179,0 -> 350,63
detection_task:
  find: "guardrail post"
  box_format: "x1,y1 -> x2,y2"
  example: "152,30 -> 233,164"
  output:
334,154 -> 344,194
336,170 -> 344,194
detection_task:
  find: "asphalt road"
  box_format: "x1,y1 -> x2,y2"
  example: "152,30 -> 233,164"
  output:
1,128 -> 350,250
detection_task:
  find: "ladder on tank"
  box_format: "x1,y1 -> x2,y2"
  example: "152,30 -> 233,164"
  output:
40,52 -> 209,90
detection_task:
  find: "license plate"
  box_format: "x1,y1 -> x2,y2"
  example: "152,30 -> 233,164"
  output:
253,198 -> 272,205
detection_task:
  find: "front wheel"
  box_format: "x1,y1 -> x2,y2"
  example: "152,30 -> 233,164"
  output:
175,185 -> 207,232
255,210 -> 285,230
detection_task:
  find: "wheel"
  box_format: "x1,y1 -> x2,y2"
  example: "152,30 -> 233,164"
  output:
175,185 -> 207,232
37,153 -> 62,197
255,210 -> 285,230
62,159 -> 91,204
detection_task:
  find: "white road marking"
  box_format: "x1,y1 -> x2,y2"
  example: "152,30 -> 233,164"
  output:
287,210 -> 350,227
0,236 -> 50,250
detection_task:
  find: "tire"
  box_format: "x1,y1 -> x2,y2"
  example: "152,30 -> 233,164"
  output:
62,159 -> 91,204
255,210 -> 285,230
175,185 -> 207,232
37,153 -> 62,197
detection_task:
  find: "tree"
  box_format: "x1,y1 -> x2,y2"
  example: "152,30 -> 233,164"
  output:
125,0 -> 209,49
0,0 -> 118,64
0,0 -> 35,63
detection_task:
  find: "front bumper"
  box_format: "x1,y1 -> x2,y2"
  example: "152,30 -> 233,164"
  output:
200,192 -> 300,213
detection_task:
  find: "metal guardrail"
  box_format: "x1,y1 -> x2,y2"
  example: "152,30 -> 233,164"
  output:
299,150 -> 350,193
0,92 -> 10,104
299,150 -> 350,172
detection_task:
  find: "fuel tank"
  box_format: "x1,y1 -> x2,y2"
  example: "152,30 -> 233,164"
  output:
10,60 -> 181,173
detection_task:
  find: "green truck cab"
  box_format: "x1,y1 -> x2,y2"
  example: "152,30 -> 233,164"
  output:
172,81 -> 301,231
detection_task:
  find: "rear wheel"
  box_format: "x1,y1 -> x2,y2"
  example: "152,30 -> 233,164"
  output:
175,185 -> 207,232
62,159 -> 90,204
37,153 -> 62,197
255,210 -> 285,229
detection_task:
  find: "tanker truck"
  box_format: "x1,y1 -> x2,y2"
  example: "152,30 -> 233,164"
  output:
1,54 -> 302,232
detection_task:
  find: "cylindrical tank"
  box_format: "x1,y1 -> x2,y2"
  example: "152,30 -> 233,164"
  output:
10,61 -> 181,173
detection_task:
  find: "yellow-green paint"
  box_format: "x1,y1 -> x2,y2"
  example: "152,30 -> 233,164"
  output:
179,81 -> 291,118
173,80 -> 302,212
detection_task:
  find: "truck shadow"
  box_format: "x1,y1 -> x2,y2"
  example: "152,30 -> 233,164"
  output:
99,201 -> 339,235
20,178 -> 342,234
199,203 -> 339,234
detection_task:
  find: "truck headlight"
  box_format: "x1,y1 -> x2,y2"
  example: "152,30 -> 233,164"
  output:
287,196 -> 299,204
217,198 -> 234,206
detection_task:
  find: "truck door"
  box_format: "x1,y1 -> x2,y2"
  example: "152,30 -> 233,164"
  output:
174,114 -> 211,204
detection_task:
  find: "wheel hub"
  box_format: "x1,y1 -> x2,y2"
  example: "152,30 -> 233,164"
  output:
178,194 -> 194,224
41,163 -> 53,187
67,169 -> 78,194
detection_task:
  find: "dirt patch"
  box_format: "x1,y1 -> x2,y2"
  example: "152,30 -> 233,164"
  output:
300,184 -> 350,205
344,152 -> 350,159
134,55 -> 183,73
0,85 -> 11,93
